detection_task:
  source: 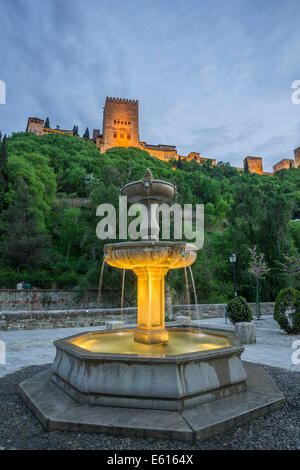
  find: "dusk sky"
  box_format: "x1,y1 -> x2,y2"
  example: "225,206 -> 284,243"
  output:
1,0 -> 300,171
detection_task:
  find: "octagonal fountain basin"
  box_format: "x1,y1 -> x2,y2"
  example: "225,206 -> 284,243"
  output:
51,325 -> 247,411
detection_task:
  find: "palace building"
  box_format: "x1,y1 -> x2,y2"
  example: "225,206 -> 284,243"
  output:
25,97 -> 300,174
26,97 -> 216,167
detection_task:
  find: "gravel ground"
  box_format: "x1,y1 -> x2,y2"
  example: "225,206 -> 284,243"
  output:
0,363 -> 299,450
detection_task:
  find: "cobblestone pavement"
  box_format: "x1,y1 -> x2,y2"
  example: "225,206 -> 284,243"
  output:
0,316 -> 299,378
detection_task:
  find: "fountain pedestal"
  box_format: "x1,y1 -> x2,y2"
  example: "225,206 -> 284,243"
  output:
134,266 -> 169,344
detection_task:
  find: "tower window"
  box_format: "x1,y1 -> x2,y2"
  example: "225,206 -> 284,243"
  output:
113,133 -> 117,138
128,122 -> 131,125
120,133 -> 124,139
127,134 -> 131,140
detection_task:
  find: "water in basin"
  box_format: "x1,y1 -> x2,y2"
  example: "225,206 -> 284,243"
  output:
69,329 -> 230,357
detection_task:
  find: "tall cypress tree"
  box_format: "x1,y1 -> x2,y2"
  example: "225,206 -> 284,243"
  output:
72,125 -> 79,137
83,127 -> 90,139
177,155 -> 183,170
44,117 -> 50,129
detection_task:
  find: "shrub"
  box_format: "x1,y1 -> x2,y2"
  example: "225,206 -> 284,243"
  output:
274,287 -> 300,334
227,296 -> 253,324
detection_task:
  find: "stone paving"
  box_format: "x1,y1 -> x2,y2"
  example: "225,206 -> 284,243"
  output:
0,315 -> 299,378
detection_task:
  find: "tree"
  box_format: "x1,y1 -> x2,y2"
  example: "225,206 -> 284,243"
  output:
83,127 -> 90,139
44,117 -> 50,129
1,177 -> 51,270
279,255 -> 300,285
72,125 -> 79,137
244,158 -> 249,174
177,155 -> 183,170
0,133 -> 8,210
248,245 -> 270,319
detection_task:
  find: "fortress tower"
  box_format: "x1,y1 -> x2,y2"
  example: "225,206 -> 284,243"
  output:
243,156 -> 263,174
26,117 -> 44,135
101,97 -> 140,152
294,147 -> 300,168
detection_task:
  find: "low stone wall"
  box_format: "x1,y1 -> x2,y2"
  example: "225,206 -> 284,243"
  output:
0,308 -> 137,331
171,302 -> 275,319
0,289 -> 121,311
0,302 -> 275,331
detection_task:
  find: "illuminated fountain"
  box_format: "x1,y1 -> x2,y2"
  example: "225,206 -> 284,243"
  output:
104,168 -> 197,345
19,169 -> 284,441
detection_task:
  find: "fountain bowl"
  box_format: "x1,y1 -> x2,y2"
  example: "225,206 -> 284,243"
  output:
104,241 -> 197,270
121,175 -> 176,204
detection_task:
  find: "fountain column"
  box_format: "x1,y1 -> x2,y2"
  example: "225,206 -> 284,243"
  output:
134,266 -> 169,344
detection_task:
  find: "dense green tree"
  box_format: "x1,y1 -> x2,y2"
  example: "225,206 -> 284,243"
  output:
72,125 -> 79,137
44,117 -> 50,129
0,177 -> 51,271
83,127 -> 90,139
0,134 -> 8,210
1,132 -> 300,302
177,155 -> 182,169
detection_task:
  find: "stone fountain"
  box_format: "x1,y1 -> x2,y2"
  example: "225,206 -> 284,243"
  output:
19,170 -> 284,442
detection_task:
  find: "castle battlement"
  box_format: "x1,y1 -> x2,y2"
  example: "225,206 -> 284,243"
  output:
105,97 -> 138,104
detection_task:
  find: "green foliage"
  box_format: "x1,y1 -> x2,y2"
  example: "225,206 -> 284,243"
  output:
177,155 -> 183,169
44,117 -> 50,129
83,127 -> 90,139
1,132 -> 300,302
72,125 -> 79,137
0,133 -> 8,210
0,177 -> 51,270
274,287 -> 300,334
227,296 -> 253,324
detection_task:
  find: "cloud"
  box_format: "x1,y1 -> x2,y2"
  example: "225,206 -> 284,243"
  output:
1,0 -> 300,172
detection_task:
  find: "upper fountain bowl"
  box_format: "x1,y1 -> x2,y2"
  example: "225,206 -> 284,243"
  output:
104,241 -> 197,270
121,168 -> 176,204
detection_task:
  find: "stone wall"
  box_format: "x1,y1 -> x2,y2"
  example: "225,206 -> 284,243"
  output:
0,289 -> 122,311
172,302 -> 275,318
273,159 -> 294,173
0,302 -> 275,331
0,308 -> 137,331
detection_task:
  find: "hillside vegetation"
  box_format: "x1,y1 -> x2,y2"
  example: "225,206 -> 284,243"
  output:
0,131 -> 300,304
